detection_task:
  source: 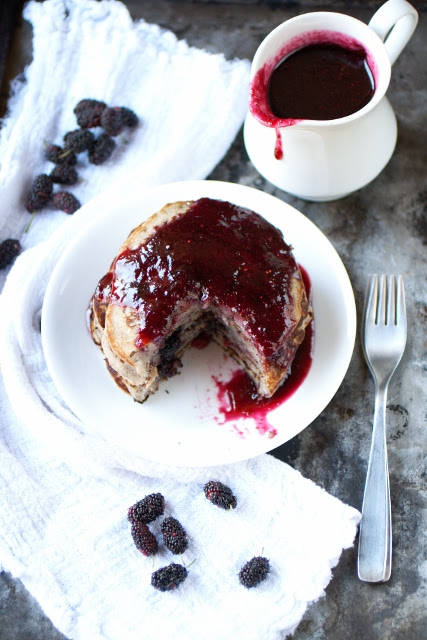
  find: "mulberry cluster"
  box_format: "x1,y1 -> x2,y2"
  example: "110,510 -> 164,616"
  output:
25,98 -> 138,220
204,480 -> 237,510
50,164 -> 78,185
74,98 -> 107,128
127,492 -> 190,592
25,166 -> 80,217
161,517 -> 188,555
100,107 -> 124,137
151,563 -> 188,592
52,192 -> 81,214
89,134 -> 116,165
127,481 -> 271,594
120,106 -> 139,129
25,174 -> 53,212
72,98 -> 138,165
238,556 -> 270,588
63,129 -> 95,154
128,493 -> 165,525
128,493 -> 164,558
131,521 -> 159,557
45,144 -> 77,165
0,238 -> 21,269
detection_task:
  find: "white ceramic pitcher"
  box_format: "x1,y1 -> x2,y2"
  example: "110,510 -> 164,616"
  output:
243,0 -> 418,201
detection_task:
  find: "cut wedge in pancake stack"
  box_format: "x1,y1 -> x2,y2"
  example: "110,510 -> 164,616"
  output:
89,197 -> 312,403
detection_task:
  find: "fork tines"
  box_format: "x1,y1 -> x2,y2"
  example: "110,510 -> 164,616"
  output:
366,274 -> 406,327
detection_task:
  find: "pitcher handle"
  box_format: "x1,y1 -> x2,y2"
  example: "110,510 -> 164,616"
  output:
369,0 -> 418,65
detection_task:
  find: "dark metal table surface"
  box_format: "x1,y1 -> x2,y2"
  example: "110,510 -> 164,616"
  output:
0,2 -> 426,639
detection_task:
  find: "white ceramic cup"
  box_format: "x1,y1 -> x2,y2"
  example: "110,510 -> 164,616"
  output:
243,0 -> 418,201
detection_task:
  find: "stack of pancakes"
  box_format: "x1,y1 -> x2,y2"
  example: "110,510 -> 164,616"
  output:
89,198 -> 312,403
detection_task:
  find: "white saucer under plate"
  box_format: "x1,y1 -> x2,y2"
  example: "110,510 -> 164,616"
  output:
41,180 -> 356,467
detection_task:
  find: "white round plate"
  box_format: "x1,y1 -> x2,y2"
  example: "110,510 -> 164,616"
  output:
42,180 -> 356,467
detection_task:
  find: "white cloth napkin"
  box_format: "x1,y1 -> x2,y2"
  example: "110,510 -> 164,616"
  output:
0,1 -> 360,639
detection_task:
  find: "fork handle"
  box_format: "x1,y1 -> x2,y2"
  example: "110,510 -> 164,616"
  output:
357,380 -> 392,582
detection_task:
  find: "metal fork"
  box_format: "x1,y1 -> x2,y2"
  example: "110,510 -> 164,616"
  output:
357,275 -> 407,583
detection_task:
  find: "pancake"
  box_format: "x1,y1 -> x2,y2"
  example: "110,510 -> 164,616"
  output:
89,197 -> 312,402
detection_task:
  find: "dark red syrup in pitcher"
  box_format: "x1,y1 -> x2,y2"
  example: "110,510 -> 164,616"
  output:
267,42 -> 374,121
249,31 -> 377,160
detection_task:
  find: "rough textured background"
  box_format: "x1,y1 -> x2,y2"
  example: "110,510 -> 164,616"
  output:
0,1 -> 426,639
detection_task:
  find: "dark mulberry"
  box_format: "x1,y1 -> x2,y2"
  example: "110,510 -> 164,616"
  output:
120,106 -> 138,128
100,106 -> 124,136
161,517 -> 188,555
238,556 -> 270,588
25,174 -> 53,212
0,238 -> 21,269
74,98 -> 107,129
52,191 -> 81,214
151,563 -> 188,592
88,134 -> 116,165
50,164 -> 78,185
63,129 -> 95,154
127,493 -> 165,525
45,144 -> 77,165
131,521 -> 158,557
204,480 -> 237,510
